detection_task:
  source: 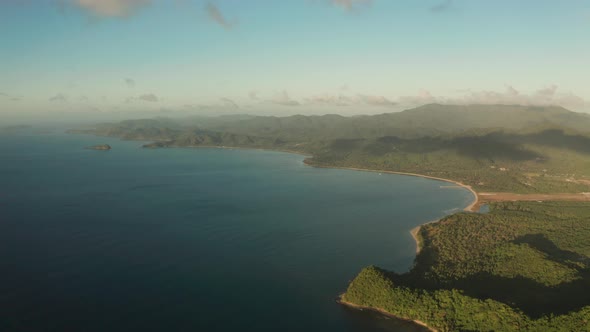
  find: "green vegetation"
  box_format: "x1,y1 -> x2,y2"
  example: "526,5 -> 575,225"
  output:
84,144 -> 112,150
70,105 -> 590,330
309,131 -> 590,193
69,104 -> 590,193
342,202 -> 590,331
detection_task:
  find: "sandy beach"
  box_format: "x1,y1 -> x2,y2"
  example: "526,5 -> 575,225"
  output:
305,163 -> 479,211
337,297 -> 437,332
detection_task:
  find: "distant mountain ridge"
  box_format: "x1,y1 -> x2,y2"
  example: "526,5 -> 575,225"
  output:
68,104 -> 590,194
182,104 -> 590,139
72,104 -> 590,142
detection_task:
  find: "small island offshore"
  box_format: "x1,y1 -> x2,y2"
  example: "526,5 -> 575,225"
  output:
85,144 -> 112,150
69,104 -> 590,331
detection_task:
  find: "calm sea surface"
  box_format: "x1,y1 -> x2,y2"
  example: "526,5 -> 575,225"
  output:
0,131 -> 474,332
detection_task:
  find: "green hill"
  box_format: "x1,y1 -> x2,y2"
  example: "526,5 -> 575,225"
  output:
73,104 -> 590,140
342,201 -> 590,332
68,104 -> 590,193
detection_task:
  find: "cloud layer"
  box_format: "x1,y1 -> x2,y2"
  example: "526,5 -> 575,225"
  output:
124,78 -> 135,87
205,2 -> 234,30
0,92 -> 21,102
70,0 -> 151,18
259,86 -> 585,110
139,93 -> 158,102
220,97 -> 239,108
49,93 -> 67,102
430,0 -> 453,13
304,93 -> 396,107
399,86 -> 586,109
329,0 -> 372,11
269,91 -> 300,106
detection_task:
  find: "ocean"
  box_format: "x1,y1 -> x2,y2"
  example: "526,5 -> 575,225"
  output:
0,131 -> 474,332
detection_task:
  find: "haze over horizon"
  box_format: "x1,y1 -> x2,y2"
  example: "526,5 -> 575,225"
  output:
1,0 -> 589,123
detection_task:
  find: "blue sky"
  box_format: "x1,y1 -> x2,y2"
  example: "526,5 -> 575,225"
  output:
1,0 -> 589,120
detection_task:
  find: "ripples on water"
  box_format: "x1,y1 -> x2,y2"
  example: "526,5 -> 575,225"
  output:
0,133 -> 474,332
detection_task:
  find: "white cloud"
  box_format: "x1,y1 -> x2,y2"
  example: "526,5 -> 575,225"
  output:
430,0 -> 453,13
358,94 -> 397,107
0,92 -> 21,101
329,0 -> 372,11
398,86 -> 587,109
398,89 -> 437,105
269,91 -> 300,106
49,93 -> 68,102
220,97 -> 239,108
306,94 -> 354,106
69,0 -> 150,18
248,90 -> 259,100
124,78 -> 135,87
139,93 -> 158,102
205,2 -> 234,30
304,92 -> 397,107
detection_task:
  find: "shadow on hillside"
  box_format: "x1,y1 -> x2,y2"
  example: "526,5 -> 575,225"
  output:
325,129 -> 590,163
431,234 -> 590,318
513,234 -> 590,269
362,135 -> 543,161
514,129 -> 590,155
453,136 -> 541,161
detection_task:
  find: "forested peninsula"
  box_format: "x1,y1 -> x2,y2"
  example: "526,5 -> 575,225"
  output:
69,104 -> 590,331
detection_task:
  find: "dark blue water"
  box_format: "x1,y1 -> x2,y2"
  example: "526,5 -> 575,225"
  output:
0,132 -> 474,332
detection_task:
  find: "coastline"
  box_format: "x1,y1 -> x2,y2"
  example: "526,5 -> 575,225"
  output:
304,163 -> 480,255
410,226 -> 422,254
150,144 -> 314,158
71,133 -> 589,332
312,163 -> 479,332
95,136 -> 479,259
305,163 -> 479,212
77,133 -> 478,263
69,132 -> 315,158
72,134 -> 468,331
337,297 -> 437,332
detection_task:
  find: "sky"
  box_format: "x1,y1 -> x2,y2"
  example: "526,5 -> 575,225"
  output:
1,0 -> 589,122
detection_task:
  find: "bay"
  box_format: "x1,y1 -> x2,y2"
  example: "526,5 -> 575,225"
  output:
0,132 -> 474,332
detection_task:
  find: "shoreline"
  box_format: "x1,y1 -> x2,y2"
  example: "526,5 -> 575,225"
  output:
75,134 -> 589,331
73,133 -> 589,332
305,163 -> 479,212
311,163 -> 479,332
410,226 -> 422,254
303,164 -> 480,255
337,297 -> 437,332
149,144 -> 314,158
89,135 -> 481,261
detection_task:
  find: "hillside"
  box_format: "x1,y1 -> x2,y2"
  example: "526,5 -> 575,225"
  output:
191,104 -> 590,139
308,129 -> 590,193
69,104 -> 590,194
342,201 -> 590,331
72,104 -> 590,141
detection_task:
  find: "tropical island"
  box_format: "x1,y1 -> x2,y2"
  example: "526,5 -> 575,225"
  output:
69,104 -> 590,331
85,144 -> 112,150
0,125 -> 33,134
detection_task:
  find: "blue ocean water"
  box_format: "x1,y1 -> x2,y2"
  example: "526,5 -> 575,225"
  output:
0,132 -> 474,332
